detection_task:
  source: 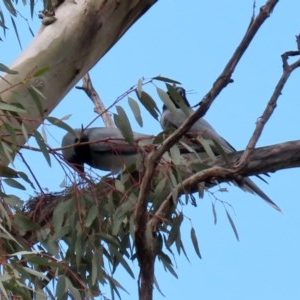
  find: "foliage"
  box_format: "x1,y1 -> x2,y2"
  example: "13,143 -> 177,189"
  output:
0,75 -> 238,299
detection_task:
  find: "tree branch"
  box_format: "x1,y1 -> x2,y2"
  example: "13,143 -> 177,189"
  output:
76,73 -> 116,128
237,37 -> 300,169
149,139 -> 300,229
134,2 -> 279,297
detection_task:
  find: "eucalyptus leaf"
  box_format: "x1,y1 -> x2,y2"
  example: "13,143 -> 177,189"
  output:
114,105 -> 134,144
4,178 -> 26,190
33,130 -> 51,166
190,227 -> 202,258
137,90 -> 160,120
225,209 -> 239,241
0,63 -> 17,74
153,76 -> 181,84
128,97 -> 143,127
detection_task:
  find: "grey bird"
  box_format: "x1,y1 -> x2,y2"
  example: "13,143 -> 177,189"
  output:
160,86 -> 281,211
61,127 -> 153,173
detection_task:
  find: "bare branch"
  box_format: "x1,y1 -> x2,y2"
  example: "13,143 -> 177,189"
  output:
149,139 -> 300,230
135,2 -> 279,296
77,73 -> 116,128
237,42 -> 300,169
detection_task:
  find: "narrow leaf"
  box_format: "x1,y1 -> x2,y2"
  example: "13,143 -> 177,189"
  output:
33,130 -> 51,166
128,97 -> 143,127
85,205 -> 98,228
18,171 -> 35,190
190,227 -> 202,258
0,63 -> 18,74
137,78 -> 143,97
4,0 -> 17,16
27,87 -> 45,116
0,166 -> 19,178
33,65 -> 50,77
212,201 -> 217,225
114,105 -> 134,144
225,209 -> 239,241
4,178 -> 26,190
0,102 -> 26,113
46,116 -> 76,135
156,87 -> 177,114
137,91 -> 160,120
153,76 -> 181,84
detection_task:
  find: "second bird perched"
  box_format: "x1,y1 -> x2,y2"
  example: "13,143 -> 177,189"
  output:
160,86 -> 281,212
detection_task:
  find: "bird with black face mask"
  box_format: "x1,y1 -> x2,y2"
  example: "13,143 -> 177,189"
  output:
160,86 -> 281,212
61,127 -> 153,173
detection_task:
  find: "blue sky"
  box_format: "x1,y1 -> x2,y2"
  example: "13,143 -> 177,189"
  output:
1,0 -> 300,299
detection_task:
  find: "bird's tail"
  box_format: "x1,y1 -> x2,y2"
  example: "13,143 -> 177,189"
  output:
237,177 -> 281,212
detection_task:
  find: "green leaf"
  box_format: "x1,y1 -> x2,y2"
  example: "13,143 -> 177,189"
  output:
18,171 -> 35,190
27,87 -> 45,116
85,205 -> 98,228
68,285 -> 82,300
4,178 -> 26,190
136,91 -> 160,120
0,141 -> 13,162
2,194 -> 23,209
22,267 -> 49,280
30,0 -> 35,18
3,0 -> 17,16
153,76 -> 181,84
33,130 -> 51,167
0,280 -> 9,299
53,198 -> 74,235
13,213 -> 39,232
169,144 -> 182,165
128,97 -> 143,127
0,63 -> 18,74
0,166 -> 19,178
113,249 -> 135,279
190,227 -> 202,258
33,65 -> 50,77
46,116 -> 76,135
225,209 -> 239,241
56,275 -> 67,299
197,136 -> 217,160
21,123 -> 29,141
158,251 -> 178,278
212,201 -> 217,224
156,87 -> 178,115
112,196 -> 136,235
0,102 -> 26,113
137,78 -> 143,97
114,105 -> 134,144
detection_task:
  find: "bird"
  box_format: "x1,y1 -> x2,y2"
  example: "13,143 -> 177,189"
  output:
160,86 -> 281,211
61,127 -> 153,173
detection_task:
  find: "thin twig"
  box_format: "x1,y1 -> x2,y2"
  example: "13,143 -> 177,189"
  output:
236,35 -> 300,170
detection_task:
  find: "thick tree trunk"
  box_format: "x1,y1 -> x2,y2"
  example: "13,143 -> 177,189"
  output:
0,0 -> 157,165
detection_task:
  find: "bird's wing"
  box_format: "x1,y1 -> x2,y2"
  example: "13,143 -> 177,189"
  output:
161,109 -> 235,153
87,127 -> 152,154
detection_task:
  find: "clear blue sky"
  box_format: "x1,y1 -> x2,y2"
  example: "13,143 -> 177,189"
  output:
1,1 -> 300,299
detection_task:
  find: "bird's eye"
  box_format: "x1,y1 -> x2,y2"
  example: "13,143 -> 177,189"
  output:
176,87 -> 186,98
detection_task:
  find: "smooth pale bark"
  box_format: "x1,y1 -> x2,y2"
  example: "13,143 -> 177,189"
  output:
0,0 -> 157,165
